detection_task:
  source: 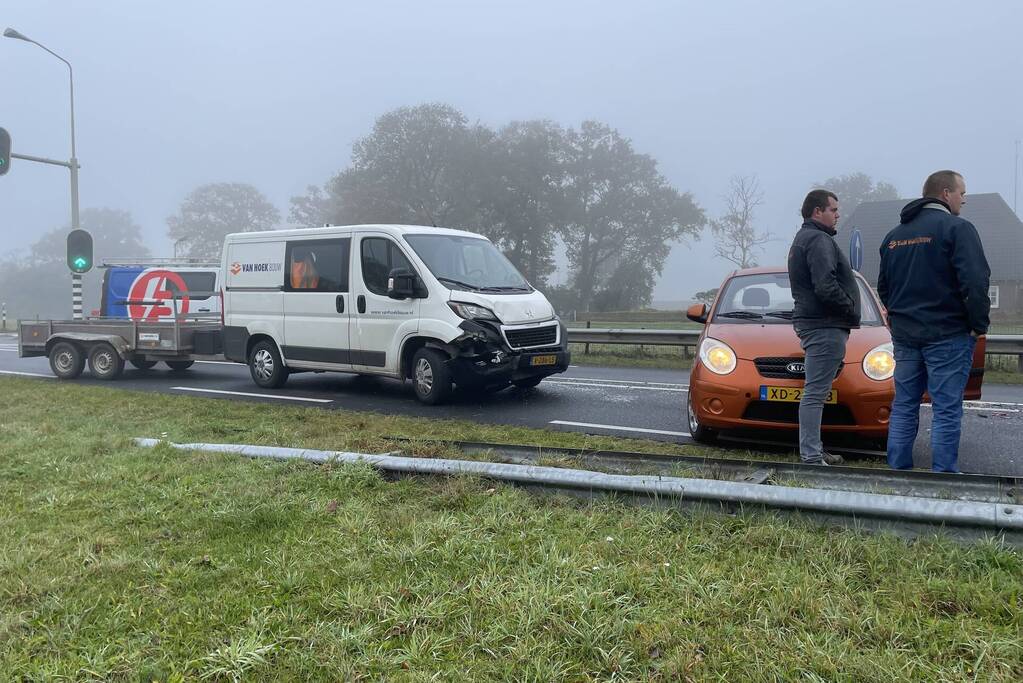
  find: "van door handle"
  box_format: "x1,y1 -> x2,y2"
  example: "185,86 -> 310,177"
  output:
357,295 -> 366,314
336,295 -> 345,314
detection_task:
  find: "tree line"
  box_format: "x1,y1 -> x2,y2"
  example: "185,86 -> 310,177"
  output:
0,103 -> 898,319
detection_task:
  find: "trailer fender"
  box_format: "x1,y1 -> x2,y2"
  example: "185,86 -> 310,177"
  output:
45,333 -> 131,358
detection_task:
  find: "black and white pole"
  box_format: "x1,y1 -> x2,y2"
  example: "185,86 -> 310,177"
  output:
2,302 -> 6,331
71,273 -> 83,320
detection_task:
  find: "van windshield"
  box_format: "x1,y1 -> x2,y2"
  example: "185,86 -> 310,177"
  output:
403,234 -> 532,292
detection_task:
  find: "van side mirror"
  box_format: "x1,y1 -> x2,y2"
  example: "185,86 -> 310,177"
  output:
387,268 -> 420,299
686,303 -> 709,324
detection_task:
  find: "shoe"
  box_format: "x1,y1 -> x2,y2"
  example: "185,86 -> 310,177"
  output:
821,452 -> 844,466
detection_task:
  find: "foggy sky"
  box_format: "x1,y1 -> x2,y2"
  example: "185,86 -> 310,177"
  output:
2,0 -> 1021,303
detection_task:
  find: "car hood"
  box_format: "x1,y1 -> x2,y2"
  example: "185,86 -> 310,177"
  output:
703,323 -> 892,361
447,289 -> 556,325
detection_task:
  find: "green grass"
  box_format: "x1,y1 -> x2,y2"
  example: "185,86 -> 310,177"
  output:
1,378 -> 1022,680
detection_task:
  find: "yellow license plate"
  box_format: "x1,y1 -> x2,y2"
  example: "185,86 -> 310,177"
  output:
530,354 -> 558,367
759,386 -> 837,404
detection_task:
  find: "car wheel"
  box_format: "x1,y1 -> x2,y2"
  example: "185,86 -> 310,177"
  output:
248,340 -> 289,388
412,348 -> 452,405
165,360 -> 195,372
89,343 -> 125,380
49,341 -> 85,380
130,359 -> 158,370
686,391 -> 718,444
512,376 -> 544,389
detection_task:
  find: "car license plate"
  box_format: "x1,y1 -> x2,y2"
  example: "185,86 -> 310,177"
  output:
759,386 -> 837,404
530,354 -> 558,367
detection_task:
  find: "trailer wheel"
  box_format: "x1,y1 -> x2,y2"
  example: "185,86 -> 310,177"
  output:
49,341 -> 85,380
89,343 -> 125,380
165,360 -> 195,372
248,340 -> 289,388
130,359 -> 158,370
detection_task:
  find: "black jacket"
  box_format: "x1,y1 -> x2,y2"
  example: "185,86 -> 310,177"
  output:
877,198 -> 990,343
787,220 -> 861,332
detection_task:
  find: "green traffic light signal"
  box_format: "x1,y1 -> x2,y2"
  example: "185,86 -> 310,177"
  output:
66,229 -> 94,274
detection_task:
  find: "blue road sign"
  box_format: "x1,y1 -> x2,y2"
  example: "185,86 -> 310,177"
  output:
849,228 -> 863,272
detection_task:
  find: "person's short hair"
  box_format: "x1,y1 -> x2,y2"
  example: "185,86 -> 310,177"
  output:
801,189 -> 838,220
922,170 -> 963,198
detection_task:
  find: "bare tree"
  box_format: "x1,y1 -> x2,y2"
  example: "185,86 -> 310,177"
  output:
711,175 -> 772,269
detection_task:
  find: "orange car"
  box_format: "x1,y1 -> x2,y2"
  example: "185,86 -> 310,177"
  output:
684,267 -> 985,447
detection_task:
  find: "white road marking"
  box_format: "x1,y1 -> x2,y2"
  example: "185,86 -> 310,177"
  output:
563,376 -> 687,388
550,420 -> 691,437
172,386 -> 333,403
547,379 -> 686,392
0,370 -> 54,378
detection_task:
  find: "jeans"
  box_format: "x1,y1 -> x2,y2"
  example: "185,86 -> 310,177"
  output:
797,327 -> 849,463
887,334 -> 977,473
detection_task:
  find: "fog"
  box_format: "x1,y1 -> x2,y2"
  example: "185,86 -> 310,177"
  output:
2,0 -> 1021,304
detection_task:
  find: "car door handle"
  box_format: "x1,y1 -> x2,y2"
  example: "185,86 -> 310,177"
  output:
357,295 -> 366,314
336,295 -> 345,314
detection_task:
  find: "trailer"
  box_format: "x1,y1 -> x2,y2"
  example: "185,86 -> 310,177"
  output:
18,293 -> 223,380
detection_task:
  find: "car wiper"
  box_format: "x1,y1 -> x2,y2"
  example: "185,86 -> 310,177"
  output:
717,311 -> 763,319
764,310 -> 794,319
479,285 -> 531,292
436,277 -> 480,291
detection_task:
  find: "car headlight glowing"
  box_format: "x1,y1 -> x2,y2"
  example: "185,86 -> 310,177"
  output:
699,337 -> 737,375
863,342 -> 895,381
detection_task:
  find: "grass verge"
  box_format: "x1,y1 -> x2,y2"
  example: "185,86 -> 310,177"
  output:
1,378 -> 1021,680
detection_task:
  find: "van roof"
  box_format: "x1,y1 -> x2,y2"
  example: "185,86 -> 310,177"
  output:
224,224 -> 487,242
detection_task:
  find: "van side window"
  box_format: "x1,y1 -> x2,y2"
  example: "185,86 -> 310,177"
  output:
284,238 -> 350,292
361,238 -> 414,296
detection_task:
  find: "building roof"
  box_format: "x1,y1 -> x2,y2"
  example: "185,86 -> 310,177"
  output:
839,193 -> 1023,283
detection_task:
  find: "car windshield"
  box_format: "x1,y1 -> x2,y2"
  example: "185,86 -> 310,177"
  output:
403,234 -> 532,292
712,272 -> 882,325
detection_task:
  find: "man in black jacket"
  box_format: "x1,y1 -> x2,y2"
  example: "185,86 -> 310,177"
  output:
787,190 -> 861,465
878,170 -> 990,473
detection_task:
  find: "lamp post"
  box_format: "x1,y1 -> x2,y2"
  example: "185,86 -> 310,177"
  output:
4,27 -> 83,319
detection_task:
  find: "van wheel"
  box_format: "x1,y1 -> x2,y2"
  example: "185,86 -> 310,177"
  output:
412,348 -> 452,405
165,360 -> 195,371
89,343 -> 125,380
686,392 -> 717,444
249,340 -> 289,388
130,359 -> 158,370
512,376 -> 544,389
49,341 -> 85,380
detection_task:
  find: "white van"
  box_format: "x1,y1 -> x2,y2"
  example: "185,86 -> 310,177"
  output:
221,224 -> 570,404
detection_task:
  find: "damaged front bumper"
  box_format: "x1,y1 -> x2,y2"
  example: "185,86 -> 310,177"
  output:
446,318 -> 571,387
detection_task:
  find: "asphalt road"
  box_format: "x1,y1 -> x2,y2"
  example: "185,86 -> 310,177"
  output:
2,333 -> 1021,476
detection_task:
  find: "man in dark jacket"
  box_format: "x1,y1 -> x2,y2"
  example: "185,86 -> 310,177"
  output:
878,170 -> 990,473
787,189 -> 861,465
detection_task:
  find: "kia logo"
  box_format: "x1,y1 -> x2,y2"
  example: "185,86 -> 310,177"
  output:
786,362 -> 805,374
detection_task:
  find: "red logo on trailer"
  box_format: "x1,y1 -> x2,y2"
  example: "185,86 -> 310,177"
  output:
127,270 -> 190,320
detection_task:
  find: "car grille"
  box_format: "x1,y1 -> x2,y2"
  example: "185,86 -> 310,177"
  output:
741,401 -> 856,425
504,324 -> 558,349
754,356 -> 843,380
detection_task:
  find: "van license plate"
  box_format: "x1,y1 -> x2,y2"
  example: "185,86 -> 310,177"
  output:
530,354 -> 558,367
760,386 -> 837,404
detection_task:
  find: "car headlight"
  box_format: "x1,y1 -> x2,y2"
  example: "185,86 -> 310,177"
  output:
448,301 -> 500,322
863,342 -> 895,381
699,337 -> 737,375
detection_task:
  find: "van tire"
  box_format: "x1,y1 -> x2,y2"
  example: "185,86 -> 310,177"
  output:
411,348 -> 452,405
49,341 -> 85,380
89,343 -> 125,381
249,340 -> 289,388
130,359 -> 158,370
165,360 -> 195,371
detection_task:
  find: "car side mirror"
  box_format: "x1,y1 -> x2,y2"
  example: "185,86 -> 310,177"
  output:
387,268 -> 420,299
686,303 -> 708,324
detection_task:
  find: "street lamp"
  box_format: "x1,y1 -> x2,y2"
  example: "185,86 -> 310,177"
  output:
5,27 -> 84,318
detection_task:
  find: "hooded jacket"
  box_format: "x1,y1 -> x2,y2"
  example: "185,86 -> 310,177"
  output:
788,219 -> 861,332
877,198 -> 990,343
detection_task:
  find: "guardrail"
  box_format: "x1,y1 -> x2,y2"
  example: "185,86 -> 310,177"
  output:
566,328 -> 1023,356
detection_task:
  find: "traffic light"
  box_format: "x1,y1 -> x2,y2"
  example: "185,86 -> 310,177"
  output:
0,127 -> 10,177
66,229 -> 93,273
